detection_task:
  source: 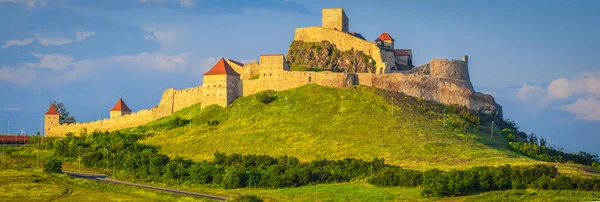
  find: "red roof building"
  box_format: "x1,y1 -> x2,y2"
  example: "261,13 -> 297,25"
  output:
45,104 -> 59,115
375,32 -> 395,42
0,135 -> 29,144
204,58 -> 241,76
110,98 -> 132,112
394,49 -> 410,56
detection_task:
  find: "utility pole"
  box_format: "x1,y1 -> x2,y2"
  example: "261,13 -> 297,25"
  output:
37,139 -> 40,168
443,109 -> 446,127
341,96 -> 344,116
491,121 -> 494,138
314,182 -> 318,202
238,103 -> 241,129
78,146 -> 81,174
105,148 -> 109,176
391,97 -> 394,116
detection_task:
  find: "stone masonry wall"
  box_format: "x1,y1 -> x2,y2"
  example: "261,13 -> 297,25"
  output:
294,27 -> 386,71
47,86 -> 203,137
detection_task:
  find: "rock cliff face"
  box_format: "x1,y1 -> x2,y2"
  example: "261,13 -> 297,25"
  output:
286,40 -> 377,73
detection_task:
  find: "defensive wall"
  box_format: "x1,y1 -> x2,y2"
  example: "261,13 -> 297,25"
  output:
47,86 -> 203,137
240,54 -> 499,114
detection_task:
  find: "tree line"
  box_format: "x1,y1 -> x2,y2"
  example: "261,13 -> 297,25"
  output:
43,131 -> 600,197
498,119 -> 600,169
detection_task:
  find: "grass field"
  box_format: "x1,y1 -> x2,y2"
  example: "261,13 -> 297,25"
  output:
108,177 -> 600,202
0,169 -> 209,202
132,85 -> 598,176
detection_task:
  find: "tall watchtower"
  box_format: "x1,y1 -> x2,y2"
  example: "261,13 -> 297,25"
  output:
44,104 -> 60,137
201,58 -> 241,109
322,8 -> 349,32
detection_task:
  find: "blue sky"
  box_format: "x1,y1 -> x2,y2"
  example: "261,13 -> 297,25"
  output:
0,0 -> 599,154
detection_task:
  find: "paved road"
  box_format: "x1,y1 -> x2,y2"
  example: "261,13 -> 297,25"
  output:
63,171 -> 228,201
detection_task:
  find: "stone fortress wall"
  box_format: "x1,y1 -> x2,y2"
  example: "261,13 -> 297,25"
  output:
45,7 -> 501,137
47,86 -> 203,137
239,54 -> 498,115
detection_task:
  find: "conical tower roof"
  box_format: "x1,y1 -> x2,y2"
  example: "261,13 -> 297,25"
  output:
110,98 -> 132,112
45,104 -> 59,115
203,58 -> 241,76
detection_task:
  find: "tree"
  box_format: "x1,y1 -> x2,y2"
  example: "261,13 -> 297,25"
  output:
44,158 -> 63,173
539,136 -> 547,147
529,133 -> 538,146
50,101 -> 76,124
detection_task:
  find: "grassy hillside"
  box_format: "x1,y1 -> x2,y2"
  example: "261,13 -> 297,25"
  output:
0,169 -> 207,201
130,84 -> 538,171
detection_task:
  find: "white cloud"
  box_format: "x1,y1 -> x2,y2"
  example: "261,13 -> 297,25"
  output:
517,84 -> 544,102
547,78 -> 570,99
179,0 -> 195,7
517,71 -> 600,122
35,34 -> 73,46
559,97 -> 600,121
24,53 -> 74,71
546,72 -> 600,100
1,38 -> 34,48
191,57 -> 219,75
143,27 -> 181,47
1,52 -> 205,88
108,52 -> 192,72
75,30 -> 95,41
137,0 -> 195,7
0,107 -> 22,111
2,30 -> 95,48
0,66 -> 36,85
0,0 -> 48,8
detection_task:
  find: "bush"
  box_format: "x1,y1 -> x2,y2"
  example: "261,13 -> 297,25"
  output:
255,90 -> 276,104
227,194 -> 263,202
44,158 -> 63,173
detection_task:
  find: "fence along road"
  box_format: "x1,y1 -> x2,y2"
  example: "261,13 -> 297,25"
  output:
63,171 -> 228,201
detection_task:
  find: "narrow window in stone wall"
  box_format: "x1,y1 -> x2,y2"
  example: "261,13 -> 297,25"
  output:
270,73 -> 272,76
309,76 -> 312,83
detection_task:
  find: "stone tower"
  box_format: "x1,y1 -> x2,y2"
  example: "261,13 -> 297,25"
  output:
322,8 -> 349,32
201,58 -> 241,109
110,98 -> 132,119
375,32 -> 395,50
44,104 -> 60,137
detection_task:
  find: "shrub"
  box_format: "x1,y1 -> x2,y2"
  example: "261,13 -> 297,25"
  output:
227,194 -> 264,202
44,158 -> 63,173
255,90 -> 276,104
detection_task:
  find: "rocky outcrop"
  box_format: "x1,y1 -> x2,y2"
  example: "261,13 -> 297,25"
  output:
286,40 -> 377,73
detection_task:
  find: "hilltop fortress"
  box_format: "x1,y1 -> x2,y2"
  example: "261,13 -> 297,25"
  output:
44,8 -> 501,137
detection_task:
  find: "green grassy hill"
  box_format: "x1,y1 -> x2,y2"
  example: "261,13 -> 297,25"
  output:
127,84 -> 541,171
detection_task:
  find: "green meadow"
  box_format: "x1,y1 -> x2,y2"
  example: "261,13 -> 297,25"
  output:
133,85 -> 597,176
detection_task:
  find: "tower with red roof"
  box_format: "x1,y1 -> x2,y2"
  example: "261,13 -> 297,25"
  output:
110,98 -> 133,118
375,32 -> 395,50
201,57 -> 241,108
44,104 -> 60,137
